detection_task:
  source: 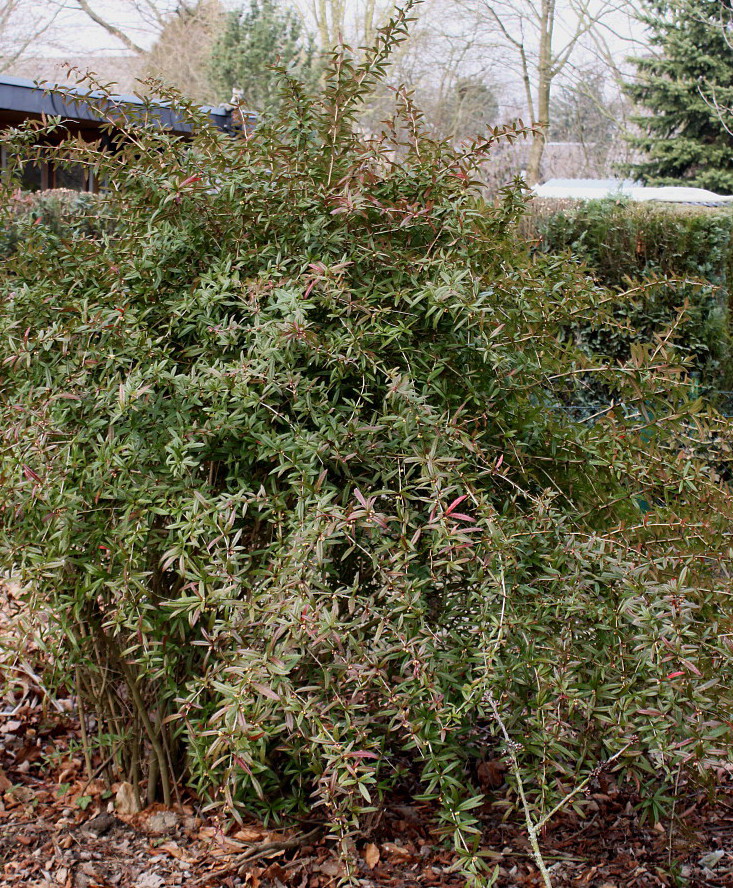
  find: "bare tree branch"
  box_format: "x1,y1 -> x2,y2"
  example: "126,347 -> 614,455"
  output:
449,0 -> 635,183
73,0 -> 146,53
68,0 -> 190,55
295,0 -> 393,49
0,0 -> 64,71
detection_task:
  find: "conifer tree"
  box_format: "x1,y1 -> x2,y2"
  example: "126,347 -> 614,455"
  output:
625,0 -> 733,193
209,0 -> 319,112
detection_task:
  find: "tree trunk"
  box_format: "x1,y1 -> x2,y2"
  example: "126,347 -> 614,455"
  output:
526,131 -> 545,186
525,0 -> 554,186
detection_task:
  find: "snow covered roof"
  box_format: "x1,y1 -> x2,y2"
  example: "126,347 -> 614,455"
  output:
532,178 -> 733,206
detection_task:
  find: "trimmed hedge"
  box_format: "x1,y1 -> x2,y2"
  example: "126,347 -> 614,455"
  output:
525,198 -> 733,400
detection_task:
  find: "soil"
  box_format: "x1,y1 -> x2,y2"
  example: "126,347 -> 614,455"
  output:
0,694 -> 732,888
1,585 -> 731,887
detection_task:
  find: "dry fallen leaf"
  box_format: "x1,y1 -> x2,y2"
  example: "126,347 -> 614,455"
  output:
85,778 -> 107,796
477,758 -> 507,790
233,825 -> 268,843
242,869 -> 261,888
1,720 -> 23,734
115,781 -> 140,816
364,842 -> 380,869
140,809 -> 179,835
261,862 -> 287,882
381,841 -> 411,859
315,859 -> 343,877
135,873 -> 165,888
159,841 -> 196,863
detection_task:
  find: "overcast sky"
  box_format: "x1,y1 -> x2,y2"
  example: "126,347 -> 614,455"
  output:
28,0 -> 644,59
31,0 -> 176,55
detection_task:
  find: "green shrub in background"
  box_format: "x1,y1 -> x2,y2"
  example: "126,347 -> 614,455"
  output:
2,6 -> 733,881
528,198 -> 733,401
531,198 -> 733,288
0,189 -> 107,257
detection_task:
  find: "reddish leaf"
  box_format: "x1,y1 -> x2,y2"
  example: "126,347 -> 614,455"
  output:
251,682 -> 279,700
445,494 -> 467,515
233,755 -> 252,775
678,657 -> 702,677
22,464 -> 41,483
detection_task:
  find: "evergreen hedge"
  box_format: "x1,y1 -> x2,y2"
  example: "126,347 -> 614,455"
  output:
0,189 -> 106,258
526,198 -> 733,401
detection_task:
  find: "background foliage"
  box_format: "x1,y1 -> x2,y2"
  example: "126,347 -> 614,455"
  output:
0,188 -> 106,257
2,6 -> 733,880
209,0 -> 319,110
526,197 -> 733,403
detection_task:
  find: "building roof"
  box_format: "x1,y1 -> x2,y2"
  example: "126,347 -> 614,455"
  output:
0,73 -> 256,136
533,177 -> 733,206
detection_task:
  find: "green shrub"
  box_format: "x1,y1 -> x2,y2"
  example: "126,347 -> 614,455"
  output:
531,198 -> 733,288
528,198 -> 733,399
0,189 -> 107,257
1,7 -> 733,880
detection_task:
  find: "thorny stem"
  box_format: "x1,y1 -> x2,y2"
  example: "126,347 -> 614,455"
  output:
147,749 -> 160,808
76,629 -> 126,777
486,689 -> 637,888
85,626 -> 132,778
116,657 -> 172,807
486,693 -> 553,888
667,761 -> 683,872
90,626 -> 172,807
75,667 -> 93,782
130,733 -> 142,811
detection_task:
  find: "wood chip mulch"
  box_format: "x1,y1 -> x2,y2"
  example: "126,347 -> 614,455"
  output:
0,575 -> 730,888
1,693 -> 732,888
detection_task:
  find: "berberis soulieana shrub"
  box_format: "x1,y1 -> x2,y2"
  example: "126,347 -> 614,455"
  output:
2,3 -> 733,879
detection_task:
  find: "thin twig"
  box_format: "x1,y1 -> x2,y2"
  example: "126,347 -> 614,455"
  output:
78,752 -> 117,798
535,738 -> 636,831
486,694 -> 553,888
190,826 -> 323,887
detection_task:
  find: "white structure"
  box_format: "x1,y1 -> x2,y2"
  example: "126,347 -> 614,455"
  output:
533,178 -> 733,206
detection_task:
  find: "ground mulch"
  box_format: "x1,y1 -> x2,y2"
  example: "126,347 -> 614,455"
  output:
0,692 -> 732,888
1,584 -> 731,888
